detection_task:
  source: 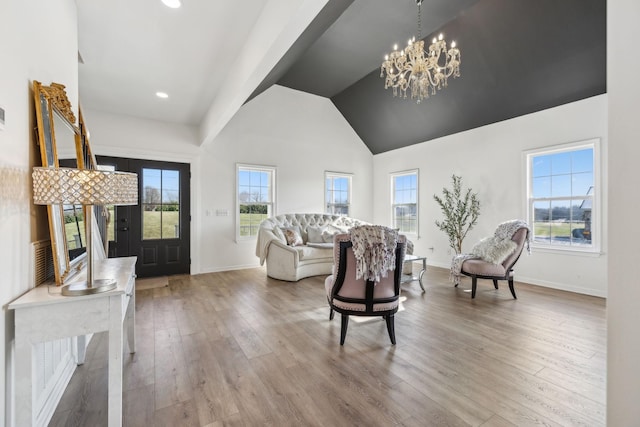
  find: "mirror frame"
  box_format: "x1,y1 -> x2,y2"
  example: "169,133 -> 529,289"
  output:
33,80 -> 85,285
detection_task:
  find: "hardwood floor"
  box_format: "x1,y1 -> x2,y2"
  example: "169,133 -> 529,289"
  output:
49,265 -> 606,426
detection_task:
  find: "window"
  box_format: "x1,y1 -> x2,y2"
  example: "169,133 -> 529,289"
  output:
141,168 -> 181,239
237,164 -> 276,239
325,172 -> 352,215
526,139 -> 599,251
391,169 -> 418,235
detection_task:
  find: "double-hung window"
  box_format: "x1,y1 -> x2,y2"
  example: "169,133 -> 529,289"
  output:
526,139 -> 599,251
391,169 -> 418,235
236,164 -> 276,240
325,172 -> 352,215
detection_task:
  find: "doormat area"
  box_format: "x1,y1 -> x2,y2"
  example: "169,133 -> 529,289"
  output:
136,276 -> 169,291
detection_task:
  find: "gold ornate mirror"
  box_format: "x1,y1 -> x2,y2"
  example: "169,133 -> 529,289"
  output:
33,81 -> 86,285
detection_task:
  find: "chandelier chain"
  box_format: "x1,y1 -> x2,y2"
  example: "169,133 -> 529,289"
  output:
417,1 -> 421,40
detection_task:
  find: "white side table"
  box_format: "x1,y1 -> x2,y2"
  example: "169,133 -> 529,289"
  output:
9,257 -> 137,427
401,254 -> 426,292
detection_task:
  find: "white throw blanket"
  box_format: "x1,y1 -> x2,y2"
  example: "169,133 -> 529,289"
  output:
450,219 -> 531,284
494,219 -> 531,254
450,253 -> 478,284
349,225 -> 399,282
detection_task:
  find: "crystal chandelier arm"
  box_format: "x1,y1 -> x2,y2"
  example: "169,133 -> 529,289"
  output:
446,47 -> 461,78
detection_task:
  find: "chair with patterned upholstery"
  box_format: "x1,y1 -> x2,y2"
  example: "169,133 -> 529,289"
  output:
325,230 -> 406,345
460,225 -> 529,299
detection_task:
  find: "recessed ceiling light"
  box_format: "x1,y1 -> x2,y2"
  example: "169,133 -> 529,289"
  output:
161,0 -> 181,8
156,92 -> 169,99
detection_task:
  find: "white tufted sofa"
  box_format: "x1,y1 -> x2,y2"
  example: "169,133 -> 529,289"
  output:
255,213 -> 369,281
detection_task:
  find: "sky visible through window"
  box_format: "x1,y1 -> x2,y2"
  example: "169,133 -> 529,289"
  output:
532,148 -> 593,198
238,169 -> 270,202
394,174 -> 417,203
143,169 -> 179,203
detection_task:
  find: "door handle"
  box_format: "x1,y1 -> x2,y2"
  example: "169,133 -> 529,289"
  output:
120,227 -> 129,231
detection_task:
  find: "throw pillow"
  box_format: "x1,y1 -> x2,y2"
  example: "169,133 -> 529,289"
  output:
307,226 -> 326,243
321,224 -> 345,243
471,236 -> 517,265
281,227 -> 304,246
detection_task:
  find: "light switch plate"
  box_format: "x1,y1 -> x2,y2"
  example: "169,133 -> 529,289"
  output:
0,105 -> 5,131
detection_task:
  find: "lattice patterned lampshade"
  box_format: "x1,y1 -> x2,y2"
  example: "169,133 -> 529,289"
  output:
32,167 -> 138,206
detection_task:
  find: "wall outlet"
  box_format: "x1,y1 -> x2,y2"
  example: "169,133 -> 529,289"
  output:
0,105 -> 5,131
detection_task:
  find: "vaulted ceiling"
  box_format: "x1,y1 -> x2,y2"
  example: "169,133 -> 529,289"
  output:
78,0 -> 606,155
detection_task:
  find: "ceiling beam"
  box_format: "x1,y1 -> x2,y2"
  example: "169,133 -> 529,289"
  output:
198,0 -> 329,148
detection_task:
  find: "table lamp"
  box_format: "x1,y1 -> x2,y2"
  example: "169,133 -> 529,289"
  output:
32,167 -> 138,296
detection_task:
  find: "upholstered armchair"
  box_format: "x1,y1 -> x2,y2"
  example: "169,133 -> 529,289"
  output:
325,231 -> 406,345
460,226 -> 529,299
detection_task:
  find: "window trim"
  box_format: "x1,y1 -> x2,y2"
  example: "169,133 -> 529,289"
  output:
236,163 -> 277,242
324,171 -> 352,216
390,169 -> 419,237
524,138 -> 601,254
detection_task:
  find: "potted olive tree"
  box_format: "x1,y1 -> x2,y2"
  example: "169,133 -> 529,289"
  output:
434,175 -> 481,254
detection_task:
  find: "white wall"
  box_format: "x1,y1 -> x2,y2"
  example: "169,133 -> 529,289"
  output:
0,0 -> 78,424
198,85 -> 373,273
607,0 -> 640,423
372,95 -> 608,297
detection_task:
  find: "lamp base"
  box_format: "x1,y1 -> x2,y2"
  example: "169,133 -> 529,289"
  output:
61,278 -> 117,296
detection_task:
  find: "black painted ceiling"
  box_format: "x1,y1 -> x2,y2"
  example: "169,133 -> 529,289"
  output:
255,0 -> 606,154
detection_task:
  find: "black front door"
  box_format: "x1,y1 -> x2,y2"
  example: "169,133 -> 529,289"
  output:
97,156 -> 191,277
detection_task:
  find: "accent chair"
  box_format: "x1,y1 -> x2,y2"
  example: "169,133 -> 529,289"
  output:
325,233 -> 406,345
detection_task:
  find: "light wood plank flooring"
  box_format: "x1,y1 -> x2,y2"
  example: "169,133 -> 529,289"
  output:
49,265 -> 606,426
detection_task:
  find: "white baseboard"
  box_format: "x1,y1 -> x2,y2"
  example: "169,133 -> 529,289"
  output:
425,260 -> 606,298
428,260 -> 452,270
517,275 -> 606,298
198,264 -> 263,274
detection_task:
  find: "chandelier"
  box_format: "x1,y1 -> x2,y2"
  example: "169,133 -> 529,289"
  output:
380,0 -> 461,103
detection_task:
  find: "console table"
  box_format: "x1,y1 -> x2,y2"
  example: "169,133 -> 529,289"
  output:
402,254 -> 426,292
9,256 -> 137,427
